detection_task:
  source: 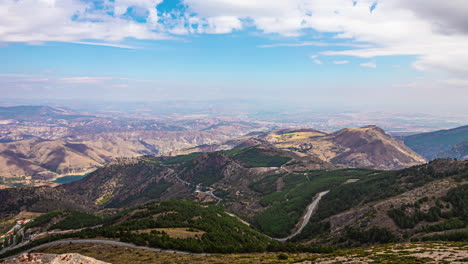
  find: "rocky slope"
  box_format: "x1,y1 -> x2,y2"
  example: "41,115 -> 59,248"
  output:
263,125 -> 426,170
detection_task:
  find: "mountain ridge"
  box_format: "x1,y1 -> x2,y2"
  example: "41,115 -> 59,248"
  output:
404,124 -> 468,160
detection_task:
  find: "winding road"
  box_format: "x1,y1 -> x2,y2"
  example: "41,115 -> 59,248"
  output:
0,239 -> 209,261
1,189 -> 328,259
275,190 -> 329,242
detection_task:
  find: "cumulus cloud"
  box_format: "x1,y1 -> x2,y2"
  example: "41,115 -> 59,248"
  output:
0,0 -> 169,43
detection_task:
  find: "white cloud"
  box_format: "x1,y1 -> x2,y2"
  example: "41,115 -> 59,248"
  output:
181,0 -> 468,75
360,61 -> 376,68
202,16 -> 243,34
0,0 -> 170,43
1,0 -> 468,77
333,60 -> 349,65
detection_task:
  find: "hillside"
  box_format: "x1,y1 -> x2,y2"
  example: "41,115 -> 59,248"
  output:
0,139 -> 108,182
294,159 -> 468,246
0,145 -> 340,236
435,139 -> 468,160
404,125 -> 468,160
1,149 -> 466,249
262,125 -> 426,170
0,200 -> 276,257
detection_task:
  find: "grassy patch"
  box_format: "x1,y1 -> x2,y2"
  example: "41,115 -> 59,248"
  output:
232,147 -> 291,168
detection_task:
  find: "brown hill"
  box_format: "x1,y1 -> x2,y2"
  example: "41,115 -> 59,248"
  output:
0,139 -> 110,181
0,131 -> 241,184
261,125 -> 425,170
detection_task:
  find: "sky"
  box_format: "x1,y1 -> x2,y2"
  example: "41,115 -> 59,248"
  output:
1,0 -> 468,113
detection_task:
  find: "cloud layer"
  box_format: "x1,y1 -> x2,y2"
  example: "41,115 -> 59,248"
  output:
1,0 -> 468,76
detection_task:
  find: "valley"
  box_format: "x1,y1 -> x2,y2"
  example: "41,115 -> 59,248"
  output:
1,149 -> 467,260
0,106 -> 467,263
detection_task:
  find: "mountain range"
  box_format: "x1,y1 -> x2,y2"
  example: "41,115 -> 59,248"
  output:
3,105 -> 467,190
0,106 -> 282,186
167,125 -> 426,170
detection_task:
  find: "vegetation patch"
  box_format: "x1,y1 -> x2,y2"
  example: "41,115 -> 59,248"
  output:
252,169 -> 375,238
231,147 -> 291,168
388,184 -> 468,231
50,211 -> 103,230
161,153 -> 202,165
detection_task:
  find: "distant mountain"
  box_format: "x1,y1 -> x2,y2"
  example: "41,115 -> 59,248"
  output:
0,139 -> 112,181
404,125 -> 468,160
0,131 -> 239,184
173,125 -> 426,170
0,105 -> 91,121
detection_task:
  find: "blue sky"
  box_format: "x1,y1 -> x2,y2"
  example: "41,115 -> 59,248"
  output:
1,0 -> 468,112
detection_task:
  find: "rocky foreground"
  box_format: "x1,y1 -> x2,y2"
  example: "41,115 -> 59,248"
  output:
3,253 -> 109,264
13,241 -> 467,264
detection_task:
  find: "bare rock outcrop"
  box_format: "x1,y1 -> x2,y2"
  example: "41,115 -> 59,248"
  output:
4,253 -> 110,264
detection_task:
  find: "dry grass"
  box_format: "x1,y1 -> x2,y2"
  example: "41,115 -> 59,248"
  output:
33,243 -> 316,264
132,228 -> 205,239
